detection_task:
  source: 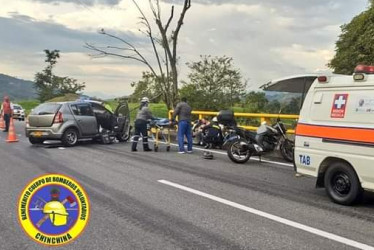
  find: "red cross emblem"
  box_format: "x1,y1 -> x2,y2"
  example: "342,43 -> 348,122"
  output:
331,94 -> 349,118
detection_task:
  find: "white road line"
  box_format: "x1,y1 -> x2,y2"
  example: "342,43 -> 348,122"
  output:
163,141 -> 294,167
251,157 -> 294,167
158,179 -> 374,250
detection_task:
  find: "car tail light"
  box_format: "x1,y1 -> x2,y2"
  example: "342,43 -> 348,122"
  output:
54,112 -> 63,123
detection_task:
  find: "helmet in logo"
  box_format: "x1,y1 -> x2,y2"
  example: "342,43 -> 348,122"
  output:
43,201 -> 69,226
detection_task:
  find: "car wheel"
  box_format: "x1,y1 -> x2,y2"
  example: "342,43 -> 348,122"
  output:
29,137 -> 44,144
62,128 -> 79,147
324,161 -> 362,205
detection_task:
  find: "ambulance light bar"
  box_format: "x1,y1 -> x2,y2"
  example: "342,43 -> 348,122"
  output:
353,65 -> 373,81
354,65 -> 374,74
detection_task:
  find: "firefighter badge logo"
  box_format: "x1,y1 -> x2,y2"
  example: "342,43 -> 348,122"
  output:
18,174 -> 90,246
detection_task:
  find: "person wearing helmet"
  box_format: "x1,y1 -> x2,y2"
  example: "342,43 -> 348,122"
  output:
131,97 -> 153,152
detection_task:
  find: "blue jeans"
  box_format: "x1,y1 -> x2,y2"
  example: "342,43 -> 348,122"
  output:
178,120 -> 192,152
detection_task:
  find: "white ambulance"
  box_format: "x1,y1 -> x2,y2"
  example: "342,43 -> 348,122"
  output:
295,65 -> 374,205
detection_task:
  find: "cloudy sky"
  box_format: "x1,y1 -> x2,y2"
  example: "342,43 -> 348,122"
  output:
0,0 -> 369,98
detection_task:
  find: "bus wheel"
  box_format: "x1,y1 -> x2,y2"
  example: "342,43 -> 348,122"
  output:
324,161 -> 362,205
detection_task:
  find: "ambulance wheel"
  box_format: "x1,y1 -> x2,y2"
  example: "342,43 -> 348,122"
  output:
166,146 -> 170,152
324,162 -> 362,205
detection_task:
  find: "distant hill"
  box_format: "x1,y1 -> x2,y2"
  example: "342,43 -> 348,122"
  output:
0,74 -> 37,100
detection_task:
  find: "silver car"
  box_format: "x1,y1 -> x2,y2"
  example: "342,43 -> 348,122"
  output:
13,104 -> 25,121
26,100 -> 130,146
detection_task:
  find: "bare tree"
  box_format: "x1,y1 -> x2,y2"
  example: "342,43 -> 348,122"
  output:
85,0 -> 191,109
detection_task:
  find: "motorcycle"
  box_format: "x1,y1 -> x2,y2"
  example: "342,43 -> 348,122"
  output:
226,117 -> 294,163
192,118 -> 228,149
193,112 -> 248,149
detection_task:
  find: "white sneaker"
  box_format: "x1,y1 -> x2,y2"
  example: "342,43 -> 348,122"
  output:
187,151 -> 193,154
178,151 -> 185,154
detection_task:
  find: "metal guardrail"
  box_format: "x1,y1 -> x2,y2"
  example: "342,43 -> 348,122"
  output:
168,110 -> 299,134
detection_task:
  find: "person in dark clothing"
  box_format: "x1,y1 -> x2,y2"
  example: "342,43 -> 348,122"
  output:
171,97 -> 193,153
2,96 -> 13,132
131,97 -> 153,152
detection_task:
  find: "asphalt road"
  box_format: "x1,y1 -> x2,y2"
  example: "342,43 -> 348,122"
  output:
0,121 -> 373,250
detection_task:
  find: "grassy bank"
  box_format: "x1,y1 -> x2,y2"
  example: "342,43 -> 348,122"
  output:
17,99 -> 40,115
112,101 -> 169,123
16,98 -> 169,121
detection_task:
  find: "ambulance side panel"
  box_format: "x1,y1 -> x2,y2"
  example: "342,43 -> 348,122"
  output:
295,84 -> 374,192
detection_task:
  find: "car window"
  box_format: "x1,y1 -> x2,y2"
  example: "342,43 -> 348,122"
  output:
13,105 -> 22,110
116,103 -> 129,117
70,105 -> 79,116
91,102 -> 109,115
31,103 -> 61,115
71,104 -> 94,116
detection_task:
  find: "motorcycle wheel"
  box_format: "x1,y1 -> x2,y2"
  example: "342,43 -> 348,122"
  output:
280,139 -> 294,162
227,139 -> 252,164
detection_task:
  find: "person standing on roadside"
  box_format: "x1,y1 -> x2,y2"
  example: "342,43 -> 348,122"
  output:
131,97 -> 153,152
172,97 -> 192,154
1,96 -> 13,132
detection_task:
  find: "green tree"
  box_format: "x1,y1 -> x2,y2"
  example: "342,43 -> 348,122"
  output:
265,100 -> 281,113
129,72 -> 163,103
86,0 -> 192,109
180,55 -> 246,110
329,3 -> 374,74
282,97 -> 301,114
34,50 -> 85,102
243,91 -> 268,113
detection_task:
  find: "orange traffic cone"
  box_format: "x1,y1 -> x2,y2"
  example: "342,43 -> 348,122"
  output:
0,114 -> 5,130
6,118 -> 19,143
